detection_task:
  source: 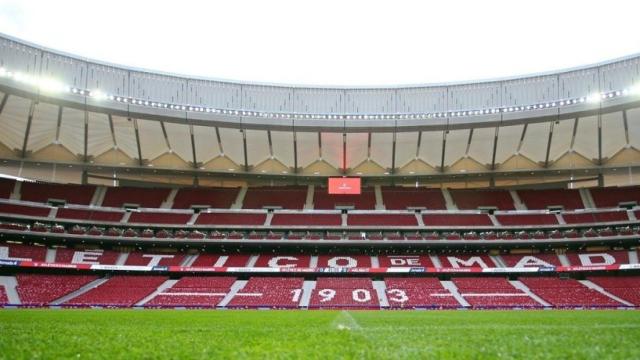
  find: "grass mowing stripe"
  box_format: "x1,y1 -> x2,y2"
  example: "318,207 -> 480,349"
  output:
0,310 -> 639,359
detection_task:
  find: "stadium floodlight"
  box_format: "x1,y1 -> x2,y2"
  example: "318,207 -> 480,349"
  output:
38,78 -> 67,93
587,93 -> 601,103
89,90 -> 107,100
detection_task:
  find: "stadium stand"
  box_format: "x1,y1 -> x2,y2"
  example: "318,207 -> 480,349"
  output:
590,186 -> 640,208
565,250 -> 629,266
438,254 -> 497,268
102,187 -> 171,208
587,276 -> 640,305
313,187 -> 376,210
449,189 -> 515,210
422,213 -> 492,226
563,211 -> 629,224
516,189 -> 584,210
228,277 -> 304,308
146,276 -> 236,307
381,187 -> 447,210
242,186 -> 307,209
16,274 -> 98,305
310,277 -> 379,309
128,211 -> 192,225
1,242 -> 47,261
0,203 -> 50,217
124,252 -> 185,266
495,214 -> 558,226
54,248 -> 120,265
518,277 -> 623,307
270,213 -> 342,226
384,277 -> 459,309
0,178 -> 15,199
66,276 -> 168,306
56,208 -> 124,222
378,255 -> 434,267
254,254 -> 311,267
190,254 -> 251,267
347,213 -> 418,226
453,277 -> 539,307
500,253 -> 562,267
195,212 -> 266,225
20,182 -> 96,205
172,187 -> 239,209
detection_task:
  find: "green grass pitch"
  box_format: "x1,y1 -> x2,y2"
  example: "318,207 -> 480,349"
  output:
0,309 -> 639,359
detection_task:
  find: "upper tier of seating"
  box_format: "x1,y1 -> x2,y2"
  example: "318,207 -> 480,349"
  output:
172,187 -> 239,209
381,187 -> 447,210
242,186 -> 307,209
590,186 -> 640,208
450,189 -> 515,210
102,187 -> 171,208
517,189 -> 584,210
0,178 -> 14,199
6,179 -> 640,213
20,182 -> 96,205
313,187 -> 376,210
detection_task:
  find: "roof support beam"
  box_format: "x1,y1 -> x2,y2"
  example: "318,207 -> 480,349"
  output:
597,113 -> 603,165
543,121 -> 555,167
267,130 -> 273,158
293,131 -> 298,173
516,124 -> 528,153
20,100 -> 36,158
490,126 -> 499,170
569,118 -> 579,150
391,131 -> 397,174
622,109 -> 630,145
242,128 -> 249,171
464,128 -> 474,155
416,131 -> 422,158
83,109 -> 89,162
160,121 -> 171,150
54,106 -> 62,142
342,132 -> 347,173
133,119 -> 143,166
440,130 -> 447,172
108,114 -> 117,147
215,127 -> 223,154
0,93 -> 8,115
189,125 -> 198,168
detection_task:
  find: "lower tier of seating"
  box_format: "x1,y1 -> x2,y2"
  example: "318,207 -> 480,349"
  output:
2,274 -> 637,309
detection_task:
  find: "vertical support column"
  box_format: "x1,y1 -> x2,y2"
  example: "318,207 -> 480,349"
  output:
232,186 -> 248,209
441,189 -> 457,210
374,185 -> 385,210
304,185 -> 315,210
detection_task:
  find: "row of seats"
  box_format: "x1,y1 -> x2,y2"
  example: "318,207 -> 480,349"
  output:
0,202 -> 634,227
3,274 -> 638,308
8,220 -> 636,241
2,242 -> 636,268
5,179 -> 640,210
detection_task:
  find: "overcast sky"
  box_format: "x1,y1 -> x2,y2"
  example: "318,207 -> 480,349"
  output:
0,0 -> 639,86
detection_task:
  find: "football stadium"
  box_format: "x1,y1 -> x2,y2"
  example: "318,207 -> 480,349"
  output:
1,1 -> 640,358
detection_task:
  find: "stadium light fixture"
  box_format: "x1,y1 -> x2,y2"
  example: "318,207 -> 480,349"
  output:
587,93 -> 601,103
37,78 -> 67,93
90,90 -> 107,100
